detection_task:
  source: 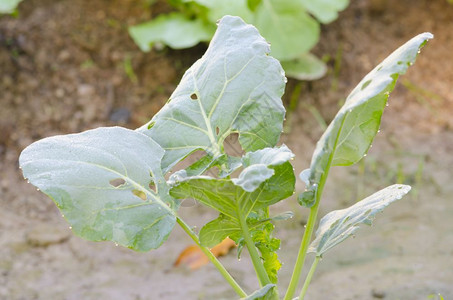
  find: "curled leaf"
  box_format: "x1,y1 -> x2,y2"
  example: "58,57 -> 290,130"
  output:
309,184 -> 411,256
300,32 -> 433,205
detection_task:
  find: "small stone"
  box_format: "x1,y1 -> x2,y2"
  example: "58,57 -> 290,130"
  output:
77,84 -> 95,97
371,289 -> 386,299
26,223 -> 70,247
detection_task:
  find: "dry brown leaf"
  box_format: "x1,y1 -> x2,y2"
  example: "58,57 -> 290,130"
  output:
174,238 -> 236,270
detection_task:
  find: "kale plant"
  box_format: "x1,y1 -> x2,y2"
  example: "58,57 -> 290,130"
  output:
129,0 -> 350,80
19,16 -> 432,299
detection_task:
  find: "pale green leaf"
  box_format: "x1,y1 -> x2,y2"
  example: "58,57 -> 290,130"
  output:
138,16 -> 286,171
128,13 -> 215,51
300,0 -> 349,24
170,162 -> 294,220
280,53 -> 327,80
241,284 -> 276,300
19,127 -> 176,252
309,184 -> 411,256
254,0 -> 319,61
233,145 -> 294,192
301,33 -> 432,205
0,0 -> 22,14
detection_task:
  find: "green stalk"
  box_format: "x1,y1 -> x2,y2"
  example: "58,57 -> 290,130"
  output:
238,212 -> 272,287
299,256 -> 321,299
284,114 -> 348,300
176,217 -> 247,298
283,200 -> 321,300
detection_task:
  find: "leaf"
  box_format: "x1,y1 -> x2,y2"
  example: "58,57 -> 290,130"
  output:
128,12 -> 215,52
171,147 -> 294,283
232,145 -> 295,192
174,238 -> 236,270
280,53 -> 327,81
0,0 -> 22,14
309,184 -> 411,256
251,221 -> 281,283
253,0 -> 320,61
302,33 -> 433,204
171,162 -> 294,222
138,15 -> 286,171
300,0 -> 349,24
19,127 -> 177,252
241,283 -> 276,300
199,210 -> 293,248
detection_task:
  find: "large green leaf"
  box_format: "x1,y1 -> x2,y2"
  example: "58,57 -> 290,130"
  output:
254,0 -> 319,61
300,32 -> 433,206
19,127 -> 176,252
138,16 -> 286,171
309,184 -> 411,256
128,13 -> 215,51
170,162 -> 294,220
300,0 -> 349,24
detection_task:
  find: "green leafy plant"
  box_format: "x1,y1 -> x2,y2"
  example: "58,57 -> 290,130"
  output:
129,0 -> 350,80
19,16 -> 432,299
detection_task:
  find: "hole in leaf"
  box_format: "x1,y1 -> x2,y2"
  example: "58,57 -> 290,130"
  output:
132,189 -> 147,201
167,149 -> 210,179
110,178 -> 126,187
149,181 -> 156,193
190,93 -> 198,100
361,80 -> 372,90
180,198 -> 198,208
223,133 -> 244,157
216,126 -> 220,135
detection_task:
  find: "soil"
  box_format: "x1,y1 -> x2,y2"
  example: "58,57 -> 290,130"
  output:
1,0 -> 452,299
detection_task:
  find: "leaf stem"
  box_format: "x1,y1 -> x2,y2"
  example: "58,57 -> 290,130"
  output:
299,256 -> 321,299
238,212 -> 272,288
283,201 -> 320,300
176,217 -> 247,298
284,113 -> 348,300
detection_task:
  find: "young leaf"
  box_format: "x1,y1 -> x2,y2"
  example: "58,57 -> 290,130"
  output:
308,184 -> 411,256
19,127 -> 177,252
241,284 -> 276,300
128,13 -> 215,51
232,145 -> 295,192
302,33 -> 433,204
138,15 -> 286,171
251,221 -> 281,283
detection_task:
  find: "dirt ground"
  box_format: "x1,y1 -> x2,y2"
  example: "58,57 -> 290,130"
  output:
1,0 -> 452,299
